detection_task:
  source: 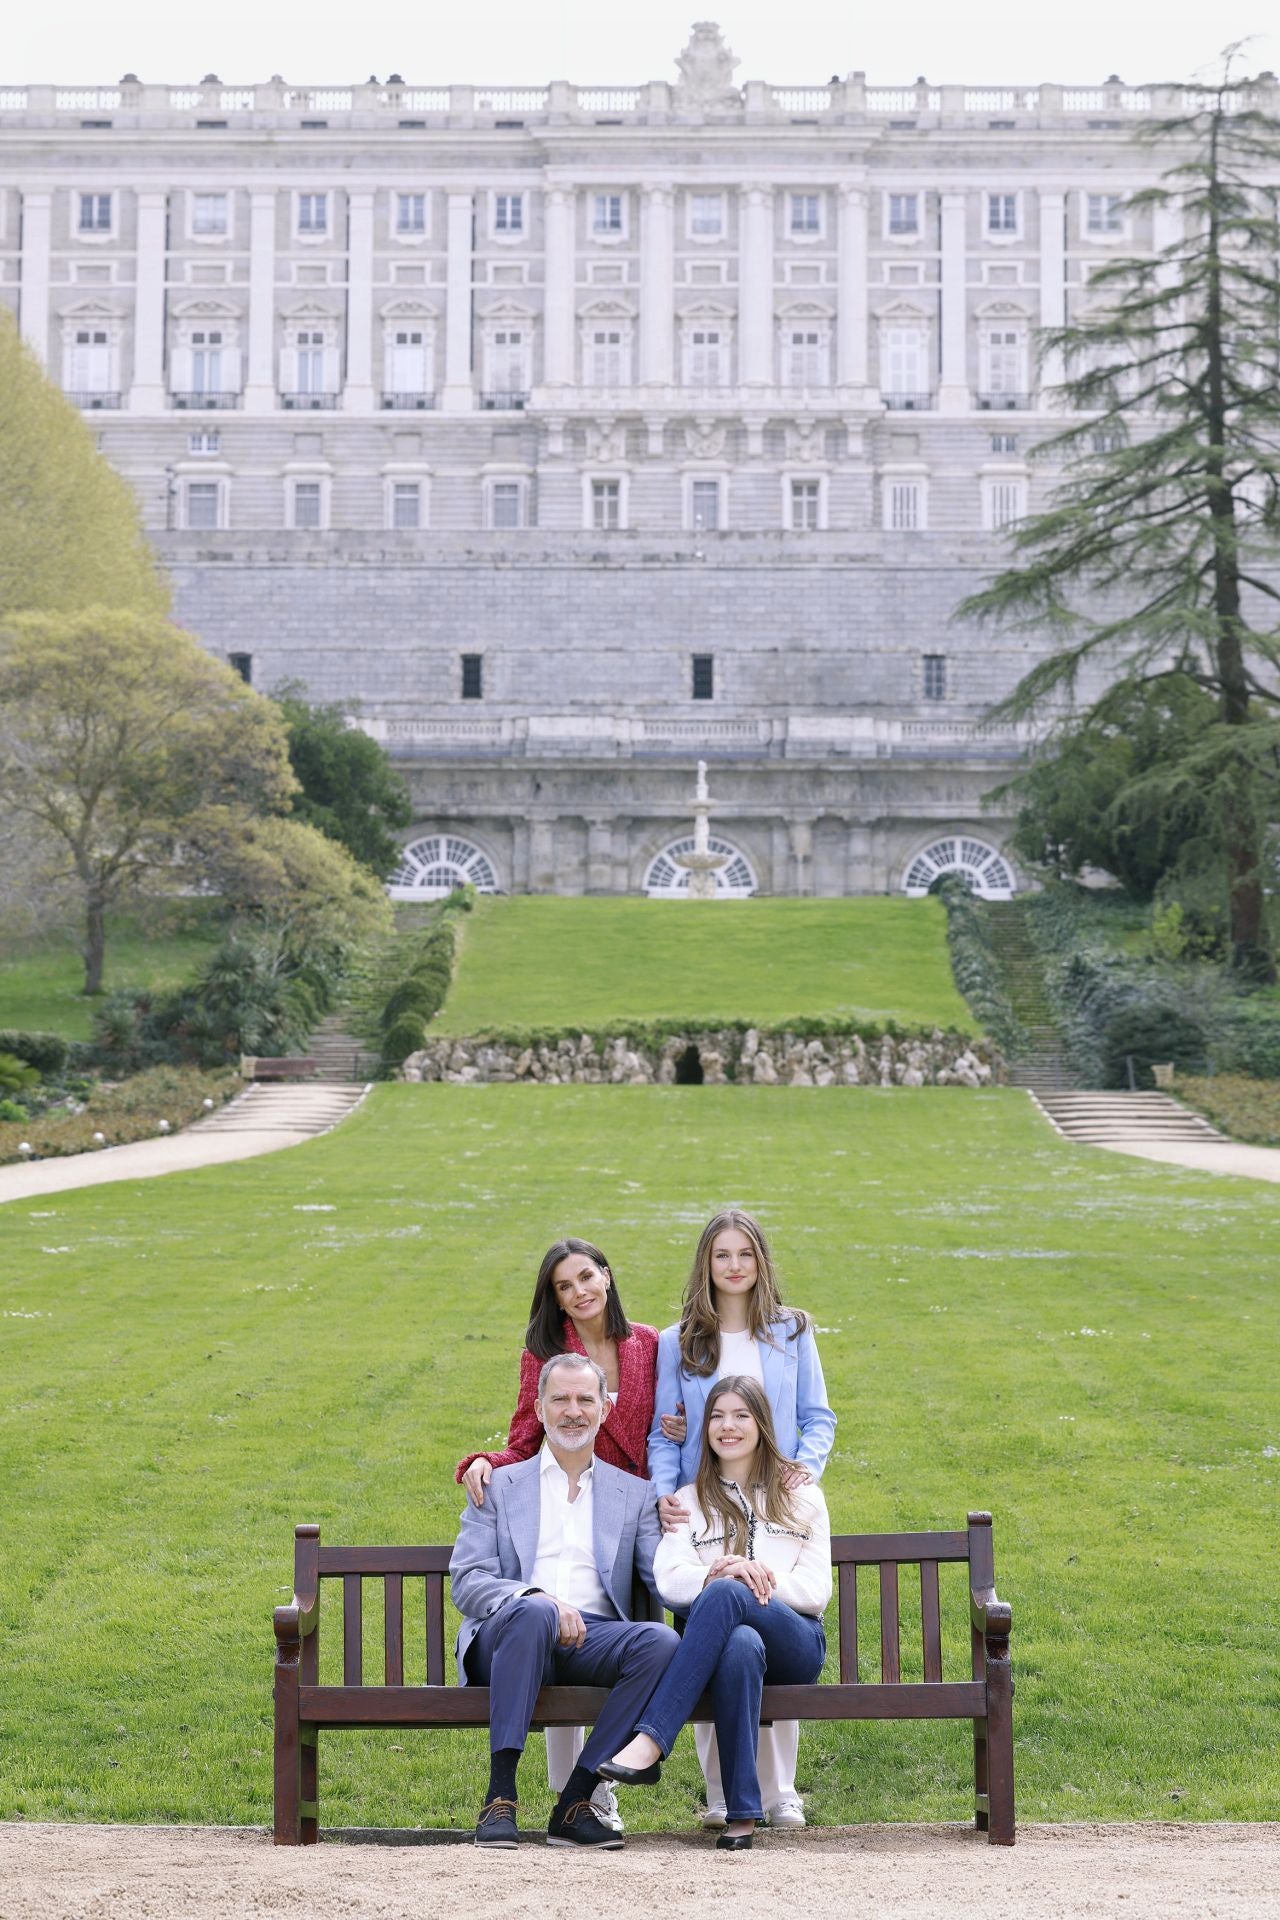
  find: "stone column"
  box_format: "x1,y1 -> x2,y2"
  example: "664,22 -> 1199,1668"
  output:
1037,190 -> 1066,401
510,817 -> 531,893
789,817 -> 816,897
770,819 -> 791,895
244,189 -> 277,414
739,185 -> 774,388
129,190 -> 168,411
529,817 -> 557,892
543,185 -> 576,387
845,820 -> 872,894
639,183 -> 674,386
938,189 -> 970,413
586,816 -> 614,893
611,817 -> 632,894
442,190 -> 474,412
836,183 -> 871,395
18,190 -> 52,363
343,189 -> 375,412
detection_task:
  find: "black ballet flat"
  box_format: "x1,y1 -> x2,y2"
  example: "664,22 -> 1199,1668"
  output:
596,1757 -> 662,1786
716,1830 -> 754,1851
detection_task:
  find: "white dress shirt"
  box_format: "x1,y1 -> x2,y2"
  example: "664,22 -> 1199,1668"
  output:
529,1446 -> 613,1617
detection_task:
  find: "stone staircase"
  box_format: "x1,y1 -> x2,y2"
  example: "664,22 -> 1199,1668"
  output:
1033,1091 -> 1226,1146
983,901 -> 1079,1092
305,1011 -> 380,1084
191,1080 -> 368,1134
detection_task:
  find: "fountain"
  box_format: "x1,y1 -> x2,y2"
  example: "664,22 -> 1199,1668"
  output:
673,759 -> 729,900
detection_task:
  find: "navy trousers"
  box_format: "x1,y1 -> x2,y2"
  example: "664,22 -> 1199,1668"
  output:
463,1595 -> 680,1777
634,1579 -> 826,1821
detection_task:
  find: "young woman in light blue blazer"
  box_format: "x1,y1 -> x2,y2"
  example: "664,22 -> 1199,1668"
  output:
646,1207 -> 836,1829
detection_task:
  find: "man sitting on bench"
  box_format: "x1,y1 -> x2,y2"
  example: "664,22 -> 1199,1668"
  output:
450,1352 -> 679,1850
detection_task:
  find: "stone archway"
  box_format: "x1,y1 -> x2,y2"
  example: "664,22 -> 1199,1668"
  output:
902,834 -> 1016,900
388,833 -> 499,900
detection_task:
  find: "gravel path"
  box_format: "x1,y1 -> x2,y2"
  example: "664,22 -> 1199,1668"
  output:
1,1822 -> 1276,1920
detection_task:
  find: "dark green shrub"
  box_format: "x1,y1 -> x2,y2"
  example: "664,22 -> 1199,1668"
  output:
381,1012 -> 429,1067
382,978 -> 441,1028
0,1030 -> 69,1076
1101,1004 -> 1208,1089
0,1051 -> 41,1095
1216,1004 -> 1280,1080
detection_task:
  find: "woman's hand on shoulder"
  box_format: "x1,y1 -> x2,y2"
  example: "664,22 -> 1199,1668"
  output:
780,1463 -> 813,1491
462,1458 -> 493,1508
658,1400 -> 686,1444
657,1492 -> 691,1534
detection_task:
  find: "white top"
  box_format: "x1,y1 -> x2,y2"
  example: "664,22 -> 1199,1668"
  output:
529,1446 -> 612,1618
653,1479 -> 832,1617
715,1326 -> 764,1386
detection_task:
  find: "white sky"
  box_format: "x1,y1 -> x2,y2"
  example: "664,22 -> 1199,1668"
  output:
6,2 -> 1278,89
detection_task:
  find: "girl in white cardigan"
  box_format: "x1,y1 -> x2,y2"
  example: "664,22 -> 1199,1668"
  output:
599,1375 -> 831,1850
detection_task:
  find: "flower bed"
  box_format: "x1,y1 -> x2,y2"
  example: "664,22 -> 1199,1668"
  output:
1175,1073 -> 1280,1146
0,1065 -> 239,1165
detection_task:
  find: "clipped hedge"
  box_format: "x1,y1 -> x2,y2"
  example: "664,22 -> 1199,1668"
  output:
0,1029 -> 70,1076
375,886 -> 473,1070
937,879 -> 1026,1055
0,1066 -> 237,1166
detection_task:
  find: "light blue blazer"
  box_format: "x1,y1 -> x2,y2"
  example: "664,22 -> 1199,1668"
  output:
646,1316 -> 836,1498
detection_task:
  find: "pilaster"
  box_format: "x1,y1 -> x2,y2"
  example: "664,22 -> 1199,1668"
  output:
343,189 -> 375,412
739,184 -> 774,388
1037,190 -> 1066,401
836,183 -> 874,400
638,183 -> 674,386
244,190 -> 277,414
442,190 -> 475,411
129,190 -> 168,411
543,185 -> 576,387
938,190 -> 970,413
18,191 -> 52,363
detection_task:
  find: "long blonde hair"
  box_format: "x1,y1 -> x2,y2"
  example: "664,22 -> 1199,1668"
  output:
677,1207 -> 809,1377
693,1375 -> 805,1556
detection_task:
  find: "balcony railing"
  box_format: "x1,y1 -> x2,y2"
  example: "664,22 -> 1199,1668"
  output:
882,391 -> 935,411
170,390 -> 242,410
480,390 -> 530,410
67,390 -> 121,409
977,392 -> 1031,410
280,391 -> 340,410
380,390 -> 438,410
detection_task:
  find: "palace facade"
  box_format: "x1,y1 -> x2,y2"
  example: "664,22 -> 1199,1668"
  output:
3,27 -> 1257,897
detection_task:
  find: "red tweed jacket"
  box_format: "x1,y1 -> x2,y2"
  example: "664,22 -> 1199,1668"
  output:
455,1317 -> 660,1483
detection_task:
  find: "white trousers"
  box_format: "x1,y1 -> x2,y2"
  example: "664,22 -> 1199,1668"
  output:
544,1723 -> 584,1791
697,1717 -> 799,1811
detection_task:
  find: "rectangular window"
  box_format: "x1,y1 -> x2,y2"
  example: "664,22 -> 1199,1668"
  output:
783,328 -> 824,386
691,478 -> 721,531
790,193 -> 821,235
192,192 -> 228,236
882,325 -> 927,398
689,192 -> 724,237
390,328 -> 430,393
985,480 -> 1025,530
591,478 -> 621,530
488,328 -> 528,396
586,328 -> 627,385
292,481 -> 322,529
297,192 -> 328,235
1086,192 -> 1124,235
692,654 -> 715,700
886,480 -> 922,531
494,193 -> 524,234
190,328 -> 224,395
185,482 -> 220,530
686,327 -> 728,386
922,653 -> 947,701
228,652 -> 253,684
392,481 -> 421,529
887,192 -> 919,236
295,329 -> 326,393
188,430 -> 220,455
71,327 -> 112,391
790,479 -> 820,531
982,329 -> 1024,397
490,481 -> 523,529
990,432 -> 1018,453
396,192 -> 426,234
592,193 -> 624,235
78,193 -> 112,233
986,192 -> 1018,235
461,653 -> 484,699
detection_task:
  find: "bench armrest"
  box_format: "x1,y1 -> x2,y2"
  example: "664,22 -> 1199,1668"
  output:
969,1584 -> 1012,1642
274,1523 -> 321,1659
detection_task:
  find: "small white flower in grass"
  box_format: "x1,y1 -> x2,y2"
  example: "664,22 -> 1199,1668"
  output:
1263,1446 -> 1279,1459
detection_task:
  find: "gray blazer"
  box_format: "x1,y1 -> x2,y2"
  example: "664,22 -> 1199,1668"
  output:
449,1451 -> 662,1681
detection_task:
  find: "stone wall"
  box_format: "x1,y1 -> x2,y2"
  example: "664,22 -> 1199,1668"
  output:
401,1026 -> 1003,1087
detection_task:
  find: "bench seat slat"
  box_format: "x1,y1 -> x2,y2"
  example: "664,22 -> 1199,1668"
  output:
297,1679 -> 986,1729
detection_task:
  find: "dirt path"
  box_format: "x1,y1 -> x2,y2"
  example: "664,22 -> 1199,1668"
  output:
1,1822 -> 1276,1920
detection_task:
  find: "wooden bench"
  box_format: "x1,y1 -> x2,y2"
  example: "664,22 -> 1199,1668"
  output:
240,1055 -> 319,1081
272,1509 -> 1014,1846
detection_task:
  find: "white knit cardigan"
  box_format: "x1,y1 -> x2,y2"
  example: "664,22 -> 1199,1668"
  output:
652,1478 -> 832,1617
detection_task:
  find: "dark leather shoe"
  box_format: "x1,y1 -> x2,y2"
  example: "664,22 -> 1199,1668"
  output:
474,1797 -> 518,1848
596,1756 -> 662,1786
716,1829 -> 754,1851
547,1798 -> 625,1848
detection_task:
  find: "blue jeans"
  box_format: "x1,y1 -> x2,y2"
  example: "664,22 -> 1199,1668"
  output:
634,1579 -> 826,1822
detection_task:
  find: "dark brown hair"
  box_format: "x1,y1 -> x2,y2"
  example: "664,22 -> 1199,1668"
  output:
524,1236 -> 633,1362
677,1207 -> 809,1377
693,1374 -> 805,1555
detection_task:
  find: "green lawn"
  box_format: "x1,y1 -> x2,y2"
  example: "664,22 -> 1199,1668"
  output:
1,1086 -> 1275,1831
440,897 -> 976,1034
0,913 -> 219,1041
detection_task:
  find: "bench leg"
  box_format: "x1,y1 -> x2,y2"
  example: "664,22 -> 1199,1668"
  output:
984,1647 -> 1015,1846
972,1716 -> 989,1832
274,1648 -> 302,1844
301,1728 -> 318,1844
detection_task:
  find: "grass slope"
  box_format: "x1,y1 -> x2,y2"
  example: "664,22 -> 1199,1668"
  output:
1,1086 -> 1276,1831
439,897 -> 975,1035
0,914 -> 219,1041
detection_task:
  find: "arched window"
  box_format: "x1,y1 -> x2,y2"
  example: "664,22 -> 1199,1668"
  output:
644,837 -> 757,898
389,834 -> 499,900
902,835 -> 1015,900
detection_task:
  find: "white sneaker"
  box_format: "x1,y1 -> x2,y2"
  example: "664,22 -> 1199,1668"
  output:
700,1802 -> 727,1829
765,1795 -> 806,1829
590,1779 -> 625,1833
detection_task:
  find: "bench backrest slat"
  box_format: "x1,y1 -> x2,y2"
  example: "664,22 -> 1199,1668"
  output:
833,1530 -> 968,1565
426,1574 -> 446,1686
920,1560 -> 943,1683
384,1574 -> 403,1688
837,1562 -> 858,1683
879,1561 -> 902,1683
343,1575 -> 362,1686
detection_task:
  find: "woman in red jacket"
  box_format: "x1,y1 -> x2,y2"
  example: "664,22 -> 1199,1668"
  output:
455,1235 -> 677,1829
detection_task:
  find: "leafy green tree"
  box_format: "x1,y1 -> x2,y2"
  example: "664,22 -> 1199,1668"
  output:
0,314 -> 167,619
274,693 -> 412,879
197,813 -> 394,950
0,608 -> 296,994
958,66 -> 1280,980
